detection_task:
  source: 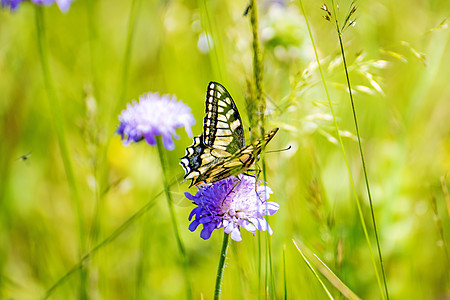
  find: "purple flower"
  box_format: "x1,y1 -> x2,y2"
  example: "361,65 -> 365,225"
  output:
117,92 -> 195,151
1,0 -> 73,12
35,0 -> 73,12
186,175 -> 279,241
1,0 -> 22,10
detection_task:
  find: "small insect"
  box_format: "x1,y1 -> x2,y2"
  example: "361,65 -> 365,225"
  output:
180,82 -> 278,187
17,152 -> 32,161
243,3 -> 252,16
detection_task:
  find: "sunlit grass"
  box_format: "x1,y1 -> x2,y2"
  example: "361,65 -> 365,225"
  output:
0,0 -> 449,299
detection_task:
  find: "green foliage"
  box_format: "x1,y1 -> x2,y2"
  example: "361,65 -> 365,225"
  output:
0,0 -> 449,299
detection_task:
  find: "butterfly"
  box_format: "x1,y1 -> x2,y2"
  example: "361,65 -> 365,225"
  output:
180,81 -> 278,187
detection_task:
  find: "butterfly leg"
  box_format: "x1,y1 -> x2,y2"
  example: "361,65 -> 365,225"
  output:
220,176 -> 243,206
244,165 -> 271,203
245,161 -> 262,194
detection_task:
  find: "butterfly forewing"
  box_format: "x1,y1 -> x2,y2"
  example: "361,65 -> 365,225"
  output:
203,82 -> 245,153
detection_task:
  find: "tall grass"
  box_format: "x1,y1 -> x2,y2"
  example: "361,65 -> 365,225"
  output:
0,0 -> 449,299
34,6 -> 88,299
298,1 -> 385,298
328,1 -> 389,298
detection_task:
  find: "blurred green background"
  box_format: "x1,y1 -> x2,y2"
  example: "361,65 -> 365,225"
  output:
0,0 -> 449,299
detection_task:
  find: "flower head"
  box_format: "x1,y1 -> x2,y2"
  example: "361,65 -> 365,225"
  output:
1,0 -> 22,10
186,175 -> 279,241
1,0 -> 73,12
117,92 -> 195,151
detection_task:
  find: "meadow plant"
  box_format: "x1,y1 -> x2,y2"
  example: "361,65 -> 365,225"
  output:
1,0 -> 73,11
117,92 -> 195,150
117,92 -> 194,299
186,174 -> 279,241
326,1 -> 389,298
0,0 -> 448,299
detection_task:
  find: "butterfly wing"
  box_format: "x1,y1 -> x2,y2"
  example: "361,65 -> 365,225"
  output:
180,82 -> 278,187
181,82 -> 245,186
203,82 -> 245,152
199,128 -> 279,184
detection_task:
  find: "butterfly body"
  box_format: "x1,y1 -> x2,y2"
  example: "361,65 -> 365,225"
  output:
180,82 -> 278,187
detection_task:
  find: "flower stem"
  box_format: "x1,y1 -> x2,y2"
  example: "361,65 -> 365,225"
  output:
249,0 -> 265,139
35,6 -> 87,299
249,1 -> 274,297
283,245 -> 287,300
214,232 -> 230,300
155,137 -> 192,300
114,0 -> 140,117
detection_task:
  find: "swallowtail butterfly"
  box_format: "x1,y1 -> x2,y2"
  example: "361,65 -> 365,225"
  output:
180,82 -> 278,187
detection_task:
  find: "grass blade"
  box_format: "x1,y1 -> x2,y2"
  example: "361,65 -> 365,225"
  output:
303,243 -> 361,300
298,1 -> 388,298
41,179 -> 179,299
292,240 -> 334,300
294,240 -> 361,299
329,1 -> 389,298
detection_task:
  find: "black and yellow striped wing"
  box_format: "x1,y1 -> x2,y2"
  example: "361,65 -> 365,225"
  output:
202,82 -> 245,153
180,82 -> 278,187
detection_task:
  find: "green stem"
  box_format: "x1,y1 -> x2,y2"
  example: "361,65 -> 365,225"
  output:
155,137 -> 192,300
293,240 -> 334,300
283,245 -> 287,300
200,0 -> 224,81
42,188 -> 162,300
249,2 -> 274,298
113,0 -> 140,117
329,1 -> 389,299
97,0 -> 140,225
84,0 -> 104,252
249,0 -> 263,294
35,6 -> 87,299
85,0 -> 99,101
214,232 -> 230,300
96,0 -> 141,245
249,0 -> 265,139
298,1 -> 387,299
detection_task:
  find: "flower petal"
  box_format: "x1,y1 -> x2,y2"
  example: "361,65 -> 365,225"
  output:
185,192 -> 196,201
241,220 -> 257,232
200,223 -> 217,240
223,222 -> 234,234
143,132 -> 157,146
56,0 -> 72,12
230,227 -> 242,241
188,206 -> 202,220
161,133 -> 175,151
189,219 -> 200,232
260,201 -> 280,215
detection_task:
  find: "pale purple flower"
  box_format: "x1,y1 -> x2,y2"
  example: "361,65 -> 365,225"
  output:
186,175 -> 279,241
117,92 -> 195,151
1,0 -> 73,12
1,0 -> 22,10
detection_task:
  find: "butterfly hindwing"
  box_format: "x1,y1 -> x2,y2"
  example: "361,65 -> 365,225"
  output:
180,82 -> 278,187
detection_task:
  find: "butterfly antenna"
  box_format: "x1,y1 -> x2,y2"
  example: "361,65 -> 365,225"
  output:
265,145 -> 291,154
